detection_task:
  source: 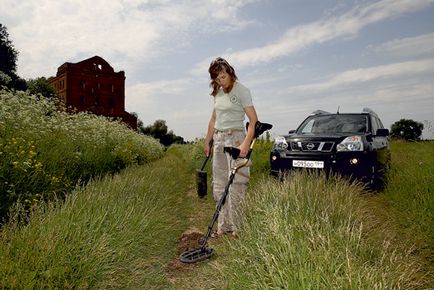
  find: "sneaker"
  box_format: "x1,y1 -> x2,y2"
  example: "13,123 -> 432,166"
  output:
223,231 -> 238,239
211,229 -> 224,238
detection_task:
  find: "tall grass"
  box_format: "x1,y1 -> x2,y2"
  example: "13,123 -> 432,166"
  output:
0,89 -> 164,220
0,153 -> 192,289
210,172 -> 426,289
1,127 -> 432,289
380,141 -> 434,266
167,139 -> 432,289
250,138 -> 274,176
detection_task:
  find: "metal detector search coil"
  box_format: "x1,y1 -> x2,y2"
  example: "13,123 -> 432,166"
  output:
179,246 -> 214,263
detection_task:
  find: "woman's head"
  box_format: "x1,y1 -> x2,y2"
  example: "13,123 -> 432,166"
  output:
209,57 -> 238,96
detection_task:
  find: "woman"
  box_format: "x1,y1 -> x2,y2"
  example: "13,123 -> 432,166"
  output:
203,57 -> 258,237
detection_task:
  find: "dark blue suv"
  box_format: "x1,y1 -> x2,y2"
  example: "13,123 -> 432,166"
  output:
270,108 -> 391,190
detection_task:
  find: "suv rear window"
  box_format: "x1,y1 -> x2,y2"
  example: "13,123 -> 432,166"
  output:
299,115 -> 368,134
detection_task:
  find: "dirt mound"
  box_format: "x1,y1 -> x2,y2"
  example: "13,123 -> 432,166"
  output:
166,230 -> 204,274
176,230 -> 204,255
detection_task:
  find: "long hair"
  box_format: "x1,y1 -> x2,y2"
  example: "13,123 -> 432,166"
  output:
208,57 -> 238,96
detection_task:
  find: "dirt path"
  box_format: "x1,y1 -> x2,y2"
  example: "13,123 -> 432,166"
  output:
164,183 -> 222,289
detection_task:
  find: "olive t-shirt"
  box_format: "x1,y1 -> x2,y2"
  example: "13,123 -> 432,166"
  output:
214,82 -> 253,131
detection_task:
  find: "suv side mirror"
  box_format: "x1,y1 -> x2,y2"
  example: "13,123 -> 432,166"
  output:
288,130 -> 295,134
376,128 -> 389,137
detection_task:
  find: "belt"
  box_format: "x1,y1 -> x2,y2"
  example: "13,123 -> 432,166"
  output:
214,128 -> 244,134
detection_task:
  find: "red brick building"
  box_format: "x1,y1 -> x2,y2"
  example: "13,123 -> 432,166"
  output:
49,56 -> 137,129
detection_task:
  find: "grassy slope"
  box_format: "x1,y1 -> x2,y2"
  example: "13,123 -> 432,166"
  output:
0,153 -> 193,289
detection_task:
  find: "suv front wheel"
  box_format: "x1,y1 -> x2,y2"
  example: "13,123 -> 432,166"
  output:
367,163 -> 387,191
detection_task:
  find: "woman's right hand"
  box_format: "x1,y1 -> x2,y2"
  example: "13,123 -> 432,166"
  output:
204,138 -> 214,157
204,142 -> 211,157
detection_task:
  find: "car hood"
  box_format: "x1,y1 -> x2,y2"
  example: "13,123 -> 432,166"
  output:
284,133 -> 364,142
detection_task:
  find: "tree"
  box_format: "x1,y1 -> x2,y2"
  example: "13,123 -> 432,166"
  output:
141,119 -> 168,140
0,24 -> 18,76
390,118 -> 424,141
27,77 -> 58,99
139,119 -> 185,146
0,23 -> 26,91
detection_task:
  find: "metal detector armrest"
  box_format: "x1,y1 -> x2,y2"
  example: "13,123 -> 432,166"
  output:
223,146 -> 241,159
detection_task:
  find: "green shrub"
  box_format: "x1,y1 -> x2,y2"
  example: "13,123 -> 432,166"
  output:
0,89 -> 164,220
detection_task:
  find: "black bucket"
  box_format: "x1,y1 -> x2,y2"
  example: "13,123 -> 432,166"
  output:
196,139 -> 213,198
197,169 -> 207,198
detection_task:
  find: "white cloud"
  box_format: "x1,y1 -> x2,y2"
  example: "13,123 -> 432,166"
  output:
369,84 -> 433,103
287,59 -> 434,93
2,0 -> 256,79
370,32 -> 434,57
128,78 -> 191,99
213,0 -> 434,68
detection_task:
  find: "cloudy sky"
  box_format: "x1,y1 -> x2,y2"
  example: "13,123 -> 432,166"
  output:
2,0 -> 434,140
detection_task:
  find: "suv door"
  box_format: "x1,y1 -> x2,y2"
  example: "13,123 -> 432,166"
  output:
370,115 -> 390,188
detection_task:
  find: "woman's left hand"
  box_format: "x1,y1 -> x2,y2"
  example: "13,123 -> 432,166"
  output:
238,142 -> 250,158
238,106 -> 257,157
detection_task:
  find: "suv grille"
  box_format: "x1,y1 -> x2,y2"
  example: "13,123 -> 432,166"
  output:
290,141 -> 334,152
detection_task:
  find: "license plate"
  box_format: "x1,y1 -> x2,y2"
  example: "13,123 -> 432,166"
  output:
292,160 -> 324,168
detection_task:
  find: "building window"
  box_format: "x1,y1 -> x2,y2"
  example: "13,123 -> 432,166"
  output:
80,80 -> 86,89
109,97 -> 115,108
80,95 -> 85,104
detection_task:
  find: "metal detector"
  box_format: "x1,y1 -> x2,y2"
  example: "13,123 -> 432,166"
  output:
179,121 -> 272,263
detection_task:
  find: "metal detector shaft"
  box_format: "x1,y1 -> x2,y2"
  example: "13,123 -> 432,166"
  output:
201,172 -> 236,246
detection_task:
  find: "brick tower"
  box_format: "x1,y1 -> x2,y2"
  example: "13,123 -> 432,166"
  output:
49,56 -> 137,129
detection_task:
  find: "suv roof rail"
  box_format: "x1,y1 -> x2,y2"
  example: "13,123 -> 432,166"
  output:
362,107 -> 378,118
310,110 -> 330,115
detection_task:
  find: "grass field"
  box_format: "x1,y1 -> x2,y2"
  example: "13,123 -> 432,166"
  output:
378,141 -> 434,269
0,133 -> 432,288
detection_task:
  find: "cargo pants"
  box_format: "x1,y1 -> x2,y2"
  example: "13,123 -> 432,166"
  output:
212,129 -> 250,234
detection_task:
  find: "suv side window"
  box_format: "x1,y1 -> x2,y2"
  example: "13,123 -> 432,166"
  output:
370,115 -> 379,135
301,119 -> 314,133
376,117 -> 385,129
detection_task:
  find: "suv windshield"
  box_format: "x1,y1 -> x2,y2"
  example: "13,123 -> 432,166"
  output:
298,114 -> 368,134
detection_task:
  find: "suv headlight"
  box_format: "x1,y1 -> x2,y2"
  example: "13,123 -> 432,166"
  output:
273,136 -> 288,150
337,136 -> 363,151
